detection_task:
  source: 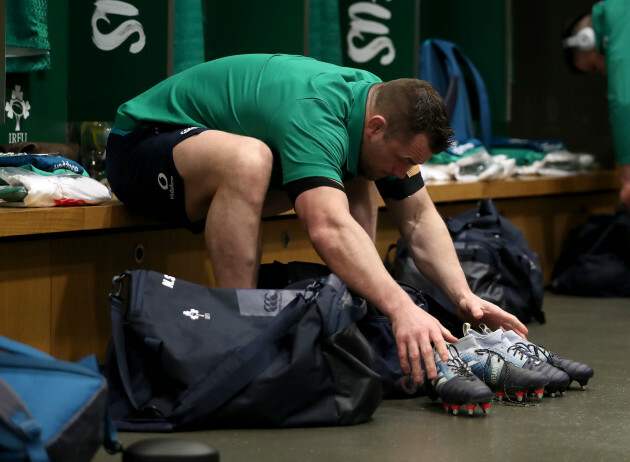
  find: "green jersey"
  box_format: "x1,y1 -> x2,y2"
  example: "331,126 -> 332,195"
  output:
114,54 -> 380,186
593,0 -> 630,165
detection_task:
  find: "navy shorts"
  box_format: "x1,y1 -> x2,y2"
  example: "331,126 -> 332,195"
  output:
106,124 -> 209,233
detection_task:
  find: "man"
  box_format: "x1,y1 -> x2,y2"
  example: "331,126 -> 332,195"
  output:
562,1 -> 630,208
106,54 -> 527,384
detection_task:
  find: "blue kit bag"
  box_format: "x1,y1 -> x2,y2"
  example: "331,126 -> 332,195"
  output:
420,38 -> 492,148
0,336 -> 120,462
104,269 -> 382,431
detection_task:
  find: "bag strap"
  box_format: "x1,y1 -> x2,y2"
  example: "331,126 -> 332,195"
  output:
0,377 -> 50,462
108,289 -> 141,411
171,291 -> 312,423
447,199 -> 500,233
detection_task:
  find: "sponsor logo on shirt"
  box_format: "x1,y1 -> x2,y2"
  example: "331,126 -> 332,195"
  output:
180,127 -> 202,135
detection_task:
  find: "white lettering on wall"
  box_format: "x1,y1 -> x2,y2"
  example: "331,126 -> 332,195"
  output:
346,2 -> 395,65
92,0 -> 146,54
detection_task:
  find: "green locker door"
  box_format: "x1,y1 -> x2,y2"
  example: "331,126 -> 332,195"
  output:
338,0 -> 419,81
67,0 -> 173,123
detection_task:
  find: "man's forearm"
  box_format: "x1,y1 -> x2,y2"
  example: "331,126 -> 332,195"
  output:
404,204 -> 471,306
307,211 -> 411,314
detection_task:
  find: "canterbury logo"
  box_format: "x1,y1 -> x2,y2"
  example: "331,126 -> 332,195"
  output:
263,290 -> 281,313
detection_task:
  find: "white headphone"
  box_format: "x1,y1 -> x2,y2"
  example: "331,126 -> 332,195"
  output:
563,27 -> 596,51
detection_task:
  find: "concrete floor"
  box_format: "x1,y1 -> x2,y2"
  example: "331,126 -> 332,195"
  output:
93,292 -> 630,462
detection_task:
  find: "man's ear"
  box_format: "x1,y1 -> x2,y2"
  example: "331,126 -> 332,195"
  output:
365,115 -> 387,138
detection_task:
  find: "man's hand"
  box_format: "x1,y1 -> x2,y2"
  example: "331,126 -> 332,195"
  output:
456,293 -> 528,339
389,304 -> 457,382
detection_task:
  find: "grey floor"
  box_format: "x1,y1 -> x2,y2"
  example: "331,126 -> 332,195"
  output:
93,292 -> 630,462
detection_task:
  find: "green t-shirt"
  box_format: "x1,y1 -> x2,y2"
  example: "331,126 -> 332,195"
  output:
593,0 -> 630,165
114,54 -> 380,187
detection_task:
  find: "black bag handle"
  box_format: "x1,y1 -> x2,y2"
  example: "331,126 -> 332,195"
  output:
447,199 -> 501,234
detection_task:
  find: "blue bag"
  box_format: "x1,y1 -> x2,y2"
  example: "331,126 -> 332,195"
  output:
0,336 -> 120,462
419,38 -> 492,148
551,209 -> 630,297
386,199 -> 546,324
104,270 -> 382,431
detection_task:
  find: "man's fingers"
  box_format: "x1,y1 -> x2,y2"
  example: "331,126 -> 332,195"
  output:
432,336 -> 449,363
510,318 -> 529,338
441,325 -> 457,343
398,344 -> 411,375
398,341 -> 425,382
420,342 -> 437,380
408,344 -> 423,382
460,298 -> 484,319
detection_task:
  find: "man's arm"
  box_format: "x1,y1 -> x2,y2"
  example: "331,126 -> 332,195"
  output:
294,186 -> 456,382
385,186 -> 528,338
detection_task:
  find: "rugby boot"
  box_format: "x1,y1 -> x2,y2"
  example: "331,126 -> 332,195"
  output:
426,344 -> 493,416
456,326 -> 549,402
465,324 -> 571,397
501,329 -> 594,389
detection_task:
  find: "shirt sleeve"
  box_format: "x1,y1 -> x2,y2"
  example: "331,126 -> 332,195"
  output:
273,98 -> 349,184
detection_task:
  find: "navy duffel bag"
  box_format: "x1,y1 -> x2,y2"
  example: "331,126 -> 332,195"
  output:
104,270 -> 382,431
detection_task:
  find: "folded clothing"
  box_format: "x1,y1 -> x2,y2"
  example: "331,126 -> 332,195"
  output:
0,166 -> 111,207
0,152 -> 85,175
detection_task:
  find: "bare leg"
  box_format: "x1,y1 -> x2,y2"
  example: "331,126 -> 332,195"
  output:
173,131 -> 273,288
345,177 -> 381,242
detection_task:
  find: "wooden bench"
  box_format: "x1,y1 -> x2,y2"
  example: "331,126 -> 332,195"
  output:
0,171 -> 619,362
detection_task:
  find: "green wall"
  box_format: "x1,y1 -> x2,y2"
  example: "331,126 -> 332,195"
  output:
0,1 -> 511,146
204,0 -> 307,60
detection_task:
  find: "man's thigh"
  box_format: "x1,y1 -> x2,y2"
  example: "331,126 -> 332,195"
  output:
172,130 -> 275,223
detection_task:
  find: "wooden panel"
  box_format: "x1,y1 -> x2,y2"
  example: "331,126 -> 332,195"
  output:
50,228 -> 214,362
0,239 -> 52,352
426,172 -> 620,203
0,172 -> 619,238
0,207 -> 84,237
82,201 -> 161,231
261,216 -> 324,264
50,232 -> 143,361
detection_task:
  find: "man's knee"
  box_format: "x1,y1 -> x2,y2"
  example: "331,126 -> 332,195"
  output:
230,138 -> 274,200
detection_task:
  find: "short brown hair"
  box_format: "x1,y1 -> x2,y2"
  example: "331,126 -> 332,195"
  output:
371,78 -> 454,153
